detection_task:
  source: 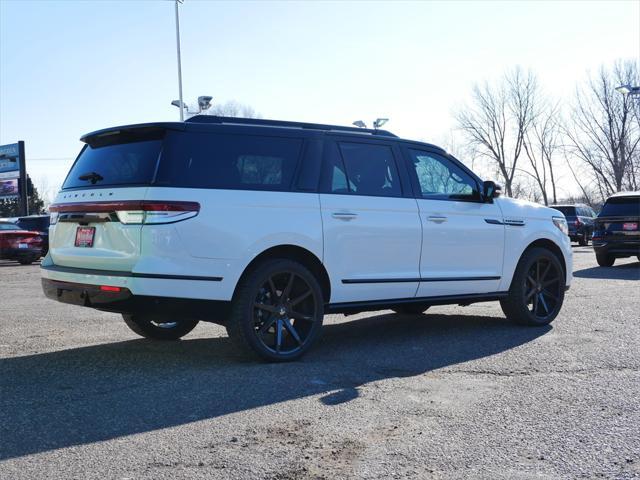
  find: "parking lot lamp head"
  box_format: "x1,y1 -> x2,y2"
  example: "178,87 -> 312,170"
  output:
373,118 -> 389,130
615,84 -> 640,96
198,96 -> 213,113
352,120 -> 367,128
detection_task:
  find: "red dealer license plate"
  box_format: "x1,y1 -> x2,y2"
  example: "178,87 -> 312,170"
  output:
623,223 -> 638,231
75,227 -> 96,247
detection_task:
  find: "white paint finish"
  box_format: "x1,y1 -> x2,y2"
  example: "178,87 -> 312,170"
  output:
45,185 -> 573,305
320,194 -> 422,303
496,197 -> 573,291
39,265 -> 233,301
416,199 -> 504,297
49,187 -> 149,271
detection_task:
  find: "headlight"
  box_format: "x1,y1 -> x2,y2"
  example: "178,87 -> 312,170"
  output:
553,216 -> 569,235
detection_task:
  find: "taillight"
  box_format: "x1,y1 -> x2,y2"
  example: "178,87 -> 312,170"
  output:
117,201 -> 200,225
49,201 -> 200,225
99,285 -> 121,292
50,211 -> 59,225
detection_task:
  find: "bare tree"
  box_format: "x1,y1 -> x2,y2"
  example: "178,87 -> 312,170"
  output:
523,100 -> 562,205
564,60 -> 640,198
456,67 -> 538,197
209,100 -> 261,119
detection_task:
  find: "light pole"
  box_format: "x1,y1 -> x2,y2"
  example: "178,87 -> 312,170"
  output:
174,0 -> 185,121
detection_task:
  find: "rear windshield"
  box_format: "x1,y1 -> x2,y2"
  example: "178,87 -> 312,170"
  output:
600,197 -> 640,217
552,206 -> 576,216
62,139 -> 162,190
17,217 -> 50,231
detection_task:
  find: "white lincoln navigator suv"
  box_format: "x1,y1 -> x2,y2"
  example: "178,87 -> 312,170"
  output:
42,116 -> 572,361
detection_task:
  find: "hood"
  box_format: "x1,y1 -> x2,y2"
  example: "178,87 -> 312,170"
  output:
496,197 -> 562,220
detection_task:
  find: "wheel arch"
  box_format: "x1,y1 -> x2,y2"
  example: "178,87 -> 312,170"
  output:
519,238 -> 567,281
234,244 -> 331,303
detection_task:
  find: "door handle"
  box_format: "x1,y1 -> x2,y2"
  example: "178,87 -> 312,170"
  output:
332,212 -> 358,221
427,215 -> 447,223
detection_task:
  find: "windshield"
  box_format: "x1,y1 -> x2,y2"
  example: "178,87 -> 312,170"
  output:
62,139 -> 162,190
600,197 -> 640,217
0,223 -> 20,231
552,206 -> 576,216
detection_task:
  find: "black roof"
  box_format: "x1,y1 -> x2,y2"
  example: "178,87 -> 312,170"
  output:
79,116 -> 445,153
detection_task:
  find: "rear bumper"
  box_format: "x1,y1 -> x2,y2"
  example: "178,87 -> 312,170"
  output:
0,247 -> 42,260
41,278 -> 230,320
40,257 -> 234,301
593,241 -> 640,257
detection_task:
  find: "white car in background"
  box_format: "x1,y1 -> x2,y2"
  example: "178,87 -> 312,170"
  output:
41,116 -> 572,361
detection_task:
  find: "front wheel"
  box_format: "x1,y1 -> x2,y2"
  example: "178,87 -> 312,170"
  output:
122,314 -> 199,340
500,247 -> 565,326
226,259 -> 324,362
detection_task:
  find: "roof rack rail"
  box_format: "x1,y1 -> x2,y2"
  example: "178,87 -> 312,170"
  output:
185,115 -> 397,137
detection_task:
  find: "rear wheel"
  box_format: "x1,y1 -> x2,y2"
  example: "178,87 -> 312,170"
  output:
226,259 -> 324,362
578,231 -> 588,246
392,305 -> 430,315
596,253 -> 615,267
500,247 -> 565,326
122,314 -> 199,340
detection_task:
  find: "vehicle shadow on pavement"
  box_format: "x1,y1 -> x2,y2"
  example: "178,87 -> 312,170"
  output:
0,313 -> 549,460
573,261 -> 640,280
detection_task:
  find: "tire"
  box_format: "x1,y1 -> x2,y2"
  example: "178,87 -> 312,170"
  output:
122,313 -> 199,340
578,231 -> 588,246
226,258 -> 324,362
392,305 -> 430,315
17,257 -> 34,265
500,247 -> 565,326
596,253 -> 615,267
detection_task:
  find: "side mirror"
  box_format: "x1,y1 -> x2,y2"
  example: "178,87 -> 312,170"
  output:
482,181 -> 502,202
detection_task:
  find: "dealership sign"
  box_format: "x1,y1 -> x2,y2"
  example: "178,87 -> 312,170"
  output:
0,142 -> 21,180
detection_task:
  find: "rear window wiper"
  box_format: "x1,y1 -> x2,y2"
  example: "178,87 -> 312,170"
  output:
78,171 -> 104,184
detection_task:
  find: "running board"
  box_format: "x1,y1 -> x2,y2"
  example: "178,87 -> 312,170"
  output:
326,292 -> 509,315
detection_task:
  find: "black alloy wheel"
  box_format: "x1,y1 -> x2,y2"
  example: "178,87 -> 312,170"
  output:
501,247 -> 565,326
226,259 -> 324,361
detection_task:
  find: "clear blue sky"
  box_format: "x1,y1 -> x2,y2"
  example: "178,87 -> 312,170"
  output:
1,0 -> 639,200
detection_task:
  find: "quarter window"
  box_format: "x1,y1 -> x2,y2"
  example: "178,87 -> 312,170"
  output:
157,132 -> 302,191
408,150 -> 478,200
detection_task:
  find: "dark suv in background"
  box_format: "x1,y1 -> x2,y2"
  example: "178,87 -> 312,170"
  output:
551,204 -> 597,246
592,192 -> 640,266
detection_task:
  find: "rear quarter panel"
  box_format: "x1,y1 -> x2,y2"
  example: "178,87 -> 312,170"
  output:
140,188 -> 323,300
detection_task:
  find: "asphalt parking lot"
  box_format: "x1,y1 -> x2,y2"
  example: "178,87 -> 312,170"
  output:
1,246 -> 639,480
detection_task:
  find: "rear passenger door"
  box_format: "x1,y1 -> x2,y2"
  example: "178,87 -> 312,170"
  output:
319,137 -> 422,304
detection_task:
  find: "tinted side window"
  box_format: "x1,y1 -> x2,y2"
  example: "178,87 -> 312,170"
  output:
157,132 -> 303,191
337,142 -> 402,197
320,141 -> 350,194
407,150 -> 478,200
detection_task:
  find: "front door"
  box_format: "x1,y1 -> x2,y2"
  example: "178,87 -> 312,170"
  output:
402,147 -> 505,297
